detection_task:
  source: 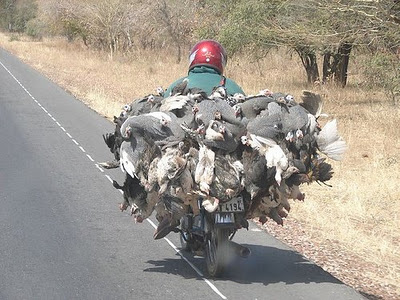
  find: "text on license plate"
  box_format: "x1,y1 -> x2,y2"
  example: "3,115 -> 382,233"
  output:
218,197 -> 244,212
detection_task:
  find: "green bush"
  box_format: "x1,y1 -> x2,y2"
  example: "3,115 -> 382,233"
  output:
8,34 -> 20,42
25,18 -> 44,40
363,52 -> 400,105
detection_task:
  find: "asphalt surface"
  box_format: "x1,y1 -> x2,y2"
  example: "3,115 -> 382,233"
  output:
0,48 -> 366,300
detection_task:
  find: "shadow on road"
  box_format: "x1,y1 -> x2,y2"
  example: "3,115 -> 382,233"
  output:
144,243 -> 343,286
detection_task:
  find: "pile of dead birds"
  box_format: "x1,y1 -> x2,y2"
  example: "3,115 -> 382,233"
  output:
101,82 -> 347,233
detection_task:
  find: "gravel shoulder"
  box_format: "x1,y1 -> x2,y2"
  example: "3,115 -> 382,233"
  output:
257,218 -> 399,300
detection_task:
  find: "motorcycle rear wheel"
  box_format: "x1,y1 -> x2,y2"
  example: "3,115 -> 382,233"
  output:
205,227 -> 230,277
179,230 -> 192,252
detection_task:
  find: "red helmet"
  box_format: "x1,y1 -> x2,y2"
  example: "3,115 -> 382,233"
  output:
188,40 -> 227,74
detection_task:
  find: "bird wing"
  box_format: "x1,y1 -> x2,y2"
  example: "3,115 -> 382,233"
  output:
247,113 -> 283,141
316,119 -> 347,161
160,95 -> 188,112
119,141 -> 138,179
195,145 -> 215,193
299,90 -> 323,117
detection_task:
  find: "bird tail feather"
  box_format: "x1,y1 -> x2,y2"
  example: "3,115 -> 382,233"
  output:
316,119 -> 347,161
250,134 -> 277,148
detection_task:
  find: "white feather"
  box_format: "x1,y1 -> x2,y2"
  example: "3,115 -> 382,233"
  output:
195,145 -> 215,194
321,140 -> 347,161
250,134 -> 277,148
120,149 -> 136,178
160,95 -> 188,112
265,145 -> 286,168
147,111 -> 172,122
316,119 -> 347,161
202,198 -> 219,213
307,114 -> 318,134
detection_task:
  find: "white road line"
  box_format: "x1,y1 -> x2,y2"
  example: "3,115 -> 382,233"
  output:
1,59 -> 228,300
95,164 -> 105,173
146,219 -> 227,299
104,175 -> 114,183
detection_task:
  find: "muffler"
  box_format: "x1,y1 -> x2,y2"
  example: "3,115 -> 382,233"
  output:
228,241 -> 251,258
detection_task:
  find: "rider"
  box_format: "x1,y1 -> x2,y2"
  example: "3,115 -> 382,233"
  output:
164,39 -> 245,97
153,40 -> 245,240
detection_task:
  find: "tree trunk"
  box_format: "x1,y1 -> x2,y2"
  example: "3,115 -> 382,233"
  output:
295,47 -> 320,84
322,52 -> 335,83
334,42 -> 352,87
159,0 -> 182,64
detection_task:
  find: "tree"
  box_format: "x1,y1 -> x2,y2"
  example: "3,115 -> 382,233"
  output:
0,0 -> 37,33
0,0 -> 15,30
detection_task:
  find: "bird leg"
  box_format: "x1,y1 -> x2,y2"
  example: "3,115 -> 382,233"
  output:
225,188 -> 236,198
119,202 -> 129,212
201,196 -> 220,213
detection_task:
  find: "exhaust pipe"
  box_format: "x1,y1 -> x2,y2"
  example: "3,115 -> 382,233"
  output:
229,241 -> 251,258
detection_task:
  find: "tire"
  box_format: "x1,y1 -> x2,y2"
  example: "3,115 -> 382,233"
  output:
179,229 -> 192,252
205,227 -> 230,277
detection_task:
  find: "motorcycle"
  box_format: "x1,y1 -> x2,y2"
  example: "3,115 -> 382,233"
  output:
178,196 -> 251,277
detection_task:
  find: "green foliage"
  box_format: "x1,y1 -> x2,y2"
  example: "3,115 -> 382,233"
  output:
199,0 -> 286,56
0,0 -> 38,32
363,52 -> 400,105
2,0 -> 398,90
0,0 -> 16,30
25,17 -> 44,40
8,33 -> 19,41
62,18 -> 87,43
12,0 -> 38,32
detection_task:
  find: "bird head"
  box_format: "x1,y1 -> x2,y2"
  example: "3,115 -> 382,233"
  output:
233,105 -> 242,117
214,111 -> 222,120
205,120 -> 224,141
123,104 -> 131,112
124,126 -> 132,138
295,129 -> 304,139
241,135 -> 249,145
195,113 -> 204,126
210,86 -> 227,99
147,95 -> 155,103
285,94 -> 294,102
196,124 -> 206,135
155,86 -> 164,96
192,105 -> 199,114
233,93 -> 246,102
258,89 -> 273,96
160,116 -> 169,127
218,124 -> 226,135
285,131 -> 294,142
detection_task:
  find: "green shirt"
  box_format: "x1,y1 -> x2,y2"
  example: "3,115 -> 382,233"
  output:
165,66 -> 245,97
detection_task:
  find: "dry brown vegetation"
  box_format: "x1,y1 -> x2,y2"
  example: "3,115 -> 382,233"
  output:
1,33 -> 399,300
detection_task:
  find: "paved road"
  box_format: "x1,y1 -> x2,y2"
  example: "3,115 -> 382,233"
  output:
0,48 -> 365,300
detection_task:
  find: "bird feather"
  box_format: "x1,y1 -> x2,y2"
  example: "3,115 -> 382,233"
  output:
195,145 -> 215,194
160,95 -> 188,112
120,148 -> 137,178
316,119 -> 347,161
300,90 -> 323,117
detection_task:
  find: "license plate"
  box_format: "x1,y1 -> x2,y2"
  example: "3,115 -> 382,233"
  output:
215,212 -> 234,224
217,197 -> 244,212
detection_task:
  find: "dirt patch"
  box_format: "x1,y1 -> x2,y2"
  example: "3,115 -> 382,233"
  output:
256,217 -> 399,300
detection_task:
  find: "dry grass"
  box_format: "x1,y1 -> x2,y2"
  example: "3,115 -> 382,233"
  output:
1,33 -> 399,299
